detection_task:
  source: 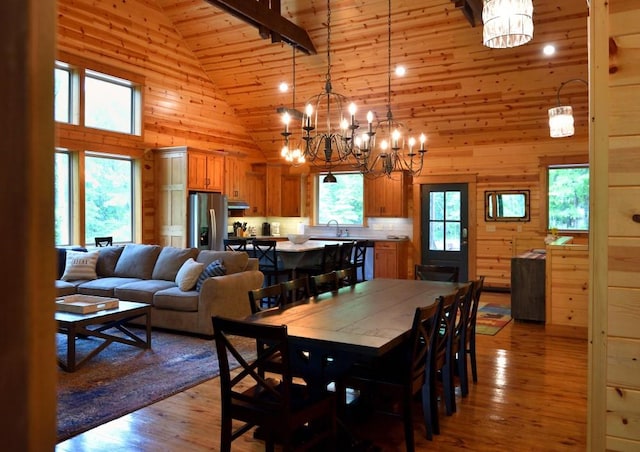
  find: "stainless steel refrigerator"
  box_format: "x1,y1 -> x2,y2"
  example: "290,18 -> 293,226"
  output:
188,192 -> 228,251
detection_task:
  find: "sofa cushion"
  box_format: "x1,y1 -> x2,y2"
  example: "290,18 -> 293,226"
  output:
151,246 -> 199,281
78,277 -> 142,297
114,244 -> 161,280
196,259 -> 226,291
175,258 -> 204,291
62,250 -> 99,281
153,287 -> 199,312
197,250 -> 248,275
96,246 -> 124,277
55,279 -> 82,297
115,280 -> 177,304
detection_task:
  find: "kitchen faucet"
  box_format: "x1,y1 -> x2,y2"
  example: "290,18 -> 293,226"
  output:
327,219 -> 342,237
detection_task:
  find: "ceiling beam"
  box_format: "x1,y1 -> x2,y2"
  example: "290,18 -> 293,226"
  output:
205,0 -> 317,55
453,0 -> 483,27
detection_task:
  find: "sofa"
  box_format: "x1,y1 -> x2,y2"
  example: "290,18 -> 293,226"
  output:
55,244 -> 264,336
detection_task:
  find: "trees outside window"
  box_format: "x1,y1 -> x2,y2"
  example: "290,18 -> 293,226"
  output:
548,166 -> 589,231
54,151 -> 71,245
316,173 -> 364,225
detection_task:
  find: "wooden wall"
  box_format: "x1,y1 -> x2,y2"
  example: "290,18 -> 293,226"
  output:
56,0 -> 265,244
590,0 -> 640,448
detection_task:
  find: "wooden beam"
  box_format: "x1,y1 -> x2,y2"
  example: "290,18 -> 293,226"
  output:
205,0 -> 316,54
453,0 -> 483,27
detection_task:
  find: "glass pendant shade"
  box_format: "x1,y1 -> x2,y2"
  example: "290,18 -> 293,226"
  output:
548,106 -> 575,138
482,0 -> 534,49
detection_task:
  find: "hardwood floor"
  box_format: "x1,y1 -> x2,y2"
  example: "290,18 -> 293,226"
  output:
56,293 -> 587,451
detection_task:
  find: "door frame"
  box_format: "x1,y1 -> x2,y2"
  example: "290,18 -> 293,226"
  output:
412,174 -> 477,281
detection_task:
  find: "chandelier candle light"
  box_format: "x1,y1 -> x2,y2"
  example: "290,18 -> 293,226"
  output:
482,0 -> 534,49
280,45 -> 305,165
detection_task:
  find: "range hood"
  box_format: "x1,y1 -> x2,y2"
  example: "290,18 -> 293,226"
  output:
227,200 -> 250,210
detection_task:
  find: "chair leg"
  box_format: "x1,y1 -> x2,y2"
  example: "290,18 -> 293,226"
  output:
421,378 -> 438,439
470,337 -> 478,383
403,391 -> 415,452
220,416 -> 232,452
442,364 -> 456,415
459,350 -> 469,397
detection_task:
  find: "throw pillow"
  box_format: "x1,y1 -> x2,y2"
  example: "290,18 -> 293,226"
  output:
61,250 -> 99,281
196,259 -> 226,291
175,258 -> 204,291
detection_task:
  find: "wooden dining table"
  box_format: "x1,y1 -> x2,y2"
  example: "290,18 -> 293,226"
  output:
246,278 -> 465,388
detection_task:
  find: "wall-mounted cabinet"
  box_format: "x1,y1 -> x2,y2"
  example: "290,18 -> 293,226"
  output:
282,174 -> 302,216
264,164 -> 303,217
365,172 -> 409,217
224,155 -> 250,201
187,150 -> 224,192
246,171 -> 266,216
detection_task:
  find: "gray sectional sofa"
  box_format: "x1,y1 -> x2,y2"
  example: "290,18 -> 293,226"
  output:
55,244 -> 264,336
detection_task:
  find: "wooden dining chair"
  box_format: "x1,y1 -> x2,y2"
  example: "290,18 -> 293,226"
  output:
340,300 -> 443,449
351,240 -> 369,282
296,244 -> 340,279
448,282 -> 473,408
223,238 -> 247,252
414,264 -> 459,283
94,236 -> 113,247
335,267 -> 356,288
252,240 -> 293,286
281,277 -> 311,304
458,275 -> 485,396
212,316 -> 337,452
248,283 -> 285,314
337,241 -> 355,270
310,271 -> 339,296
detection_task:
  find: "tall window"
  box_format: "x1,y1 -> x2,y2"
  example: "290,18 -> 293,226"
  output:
55,151 -> 72,245
548,165 -> 589,231
85,154 -> 134,243
85,70 -> 138,134
54,65 -> 72,123
316,172 -> 364,225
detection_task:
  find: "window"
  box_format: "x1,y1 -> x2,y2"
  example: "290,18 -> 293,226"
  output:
429,190 -> 461,251
547,165 -> 589,231
84,154 -> 134,243
85,70 -> 139,134
54,65 -> 72,123
55,151 -> 72,245
316,172 -> 364,225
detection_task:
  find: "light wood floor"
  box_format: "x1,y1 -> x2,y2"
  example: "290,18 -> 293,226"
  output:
56,293 -> 587,451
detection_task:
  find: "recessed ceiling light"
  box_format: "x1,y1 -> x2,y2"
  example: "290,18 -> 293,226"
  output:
395,65 -> 406,77
543,44 -> 556,56
279,82 -> 288,93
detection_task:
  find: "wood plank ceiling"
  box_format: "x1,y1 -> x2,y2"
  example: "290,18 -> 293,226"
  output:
156,0 -> 589,161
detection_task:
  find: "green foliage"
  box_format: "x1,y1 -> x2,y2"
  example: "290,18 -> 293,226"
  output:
317,173 -> 364,225
548,167 -> 589,230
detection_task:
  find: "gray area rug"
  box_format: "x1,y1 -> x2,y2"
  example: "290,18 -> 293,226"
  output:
56,327 -> 254,442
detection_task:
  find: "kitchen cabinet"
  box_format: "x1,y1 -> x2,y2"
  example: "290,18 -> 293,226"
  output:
224,155 -> 250,200
281,174 -> 302,216
365,171 -> 409,217
246,171 -> 266,216
266,165 -> 282,217
187,150 -> 223,192
374,240 -> 408,279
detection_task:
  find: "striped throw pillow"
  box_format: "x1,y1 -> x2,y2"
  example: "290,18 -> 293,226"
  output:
196,259 -> 226,291
61,250 -> 99,281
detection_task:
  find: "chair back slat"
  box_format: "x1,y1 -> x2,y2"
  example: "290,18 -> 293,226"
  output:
311,271 -> 339,295
415,264 -> 459,282
248,284 -> 284,313
281,277 -> 311,304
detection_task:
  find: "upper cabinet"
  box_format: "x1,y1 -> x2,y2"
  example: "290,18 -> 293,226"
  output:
365,171 -> 409,217
246,170 -> 266,216
187,150 -> 224,192
281,175 -> 302,217
263,164 -> 303,217
224,155 -> 250,201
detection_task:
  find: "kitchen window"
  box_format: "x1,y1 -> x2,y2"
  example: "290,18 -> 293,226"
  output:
315,172 -> 364,225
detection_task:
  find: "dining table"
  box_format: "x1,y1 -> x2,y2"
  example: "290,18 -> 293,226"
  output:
245,278 -> 465,389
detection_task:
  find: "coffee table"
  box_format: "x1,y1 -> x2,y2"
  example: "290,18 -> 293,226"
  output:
56,300 -> 151,372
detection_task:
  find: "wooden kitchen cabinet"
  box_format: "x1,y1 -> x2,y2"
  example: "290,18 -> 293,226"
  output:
246,171 -> 266,216
266,165 -> 282,216
365,171 -> 409,217
374,240 -> 408,279
224,155 -> 250,200
187,150 -> 223,192
281,174 -> 302,216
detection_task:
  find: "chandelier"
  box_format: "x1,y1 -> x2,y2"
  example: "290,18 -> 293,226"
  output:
548,78 -> 588,138
300,0 -> 363,168
354,0 -> 427,177
482,0 -> 534,49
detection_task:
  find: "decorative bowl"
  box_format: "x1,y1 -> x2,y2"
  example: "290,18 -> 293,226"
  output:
287,234 -> 310,244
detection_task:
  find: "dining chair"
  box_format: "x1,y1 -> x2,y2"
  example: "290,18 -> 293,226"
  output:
351,240 -> 369,282
212,316 -> 337,452
337,241 -> 355,270
414,264 -> 459,283
223,238 -> 247,252
335,267 -> 356,288
248,283 -> 285,314
340,300 -> 443,449
310,271 -> 339,296
94,236 -> 113,247
448,282 -> 473,407
296,244 -> 340,279
458,275 -> 485,396
281,277 -> 311,304
252,240 -> 293,286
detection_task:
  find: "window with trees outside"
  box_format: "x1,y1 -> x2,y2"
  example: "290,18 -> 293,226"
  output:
547,165 -> 589,231
316,172 -> 364,225
55,151 -> 72,246
85,154 -> 134,244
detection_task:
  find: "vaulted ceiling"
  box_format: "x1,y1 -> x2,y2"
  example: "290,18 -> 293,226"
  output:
156,0 -> 589,161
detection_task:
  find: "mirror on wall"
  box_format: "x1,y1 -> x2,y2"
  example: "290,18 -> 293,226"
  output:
485,190 -> 530,222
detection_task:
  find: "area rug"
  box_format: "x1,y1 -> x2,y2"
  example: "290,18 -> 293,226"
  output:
476,303 -> 512,336
56,328 -> 254,442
